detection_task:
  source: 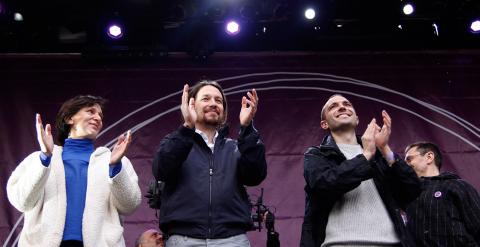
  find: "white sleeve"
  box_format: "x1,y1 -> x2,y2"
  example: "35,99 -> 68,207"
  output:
109,156 -> 141,215
7,151 -> 51,212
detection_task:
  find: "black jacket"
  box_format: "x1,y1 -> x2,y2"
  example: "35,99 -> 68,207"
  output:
406,172 -> 480,246
300,134 -> 421,247
153,124 -> 267,239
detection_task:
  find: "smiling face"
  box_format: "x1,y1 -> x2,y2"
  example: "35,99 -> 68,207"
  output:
67,104 -> 103,140
405,146 -> 436,177
194,85 -> 225,128
320,95 -> 359,132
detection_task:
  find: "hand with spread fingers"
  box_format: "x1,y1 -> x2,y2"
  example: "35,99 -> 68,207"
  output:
181,84 -> 197,129
35,113 -> 54,156
110,130 -> 132,165
239,89 -> 259,127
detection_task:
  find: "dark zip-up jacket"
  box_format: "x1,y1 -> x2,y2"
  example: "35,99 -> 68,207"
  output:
300,134 -> 421,247
406,172 -> 480,246
153,123 -> 267,239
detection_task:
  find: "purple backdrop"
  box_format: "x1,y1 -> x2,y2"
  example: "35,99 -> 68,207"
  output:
1,51 -> 480,246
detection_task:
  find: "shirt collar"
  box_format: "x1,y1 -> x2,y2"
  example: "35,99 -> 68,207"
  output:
195,129 -> 218,152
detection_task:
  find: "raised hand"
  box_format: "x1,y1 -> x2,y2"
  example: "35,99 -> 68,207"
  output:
375,110 -> 395,165
110,130 -> 132,165
181,84 -> 197,129
374,110 -> 392,151
36,113 -> 54,156
361,118 -> 377,160
239,89 -> 259,126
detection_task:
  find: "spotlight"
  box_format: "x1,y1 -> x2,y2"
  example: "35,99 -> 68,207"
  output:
107,24 -> 123,39
402,3 -> 414,15
304,8 -> 316,20
470,20 -> 480,33
13,12 -> 23,21
432,23 -> 439,36
225,21 -> 240,35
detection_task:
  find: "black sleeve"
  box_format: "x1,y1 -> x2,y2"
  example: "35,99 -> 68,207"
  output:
152,125 -> 195,183
387,154 -> 422,208
237,123 -> 267,186
303,147 -> 373,196
452,180 -> 480,243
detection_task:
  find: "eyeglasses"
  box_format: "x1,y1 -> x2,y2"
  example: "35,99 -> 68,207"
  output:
405,153 -> 424,163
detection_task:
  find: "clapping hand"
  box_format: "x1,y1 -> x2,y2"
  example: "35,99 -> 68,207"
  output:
361,118 -> 377,160
36,114 -> 54,156
239,89 -> 259,127
181,84 -> 197,129
110,130 -> 132,165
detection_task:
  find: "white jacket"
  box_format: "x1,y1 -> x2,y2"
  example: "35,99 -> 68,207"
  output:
7,145 -> 142,247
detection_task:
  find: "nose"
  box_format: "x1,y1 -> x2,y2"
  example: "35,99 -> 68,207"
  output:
93,113 -> 102,123
208,98 -> 219,107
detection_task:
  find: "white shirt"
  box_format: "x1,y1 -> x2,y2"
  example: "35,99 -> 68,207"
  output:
195,129 -> 218,153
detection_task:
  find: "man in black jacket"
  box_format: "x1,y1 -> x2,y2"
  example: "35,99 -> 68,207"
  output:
300,94 -> 421,247
153,80 -> 267,247
404,142 -> 480,246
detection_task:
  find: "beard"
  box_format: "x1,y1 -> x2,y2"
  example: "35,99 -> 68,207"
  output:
203,116 -> 223,126
198,108 -> 224,127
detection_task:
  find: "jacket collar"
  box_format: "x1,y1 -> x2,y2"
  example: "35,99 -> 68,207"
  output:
422,171 -> 460,180
217,125 -> 229,139
320,134 -> 362,150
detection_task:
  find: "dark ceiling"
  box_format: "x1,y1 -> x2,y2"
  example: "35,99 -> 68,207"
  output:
0,0 -> 479,58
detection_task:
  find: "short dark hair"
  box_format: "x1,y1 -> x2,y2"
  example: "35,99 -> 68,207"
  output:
405,142 -> 443,170
321,94 -> 346,121
55,95 -> 106,146
188,80 -> 228,125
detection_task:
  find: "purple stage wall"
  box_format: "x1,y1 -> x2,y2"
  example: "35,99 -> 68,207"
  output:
1,51 -> 480,246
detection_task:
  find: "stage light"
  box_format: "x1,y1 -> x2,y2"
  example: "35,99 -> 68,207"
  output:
432,23 -> 439,36
470,20 -> 480,33
402,4 -> 414,15
225,21 -> 240,35
304,8 -> 316,20
107,24 -> 123,39
13,12 -> 23,21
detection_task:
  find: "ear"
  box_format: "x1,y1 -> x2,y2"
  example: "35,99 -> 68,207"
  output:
66,117 -> 74,125
425,151 -> 435,165
320,120 -> 329,130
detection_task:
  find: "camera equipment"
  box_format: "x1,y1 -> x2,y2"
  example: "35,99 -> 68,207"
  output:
251,188 -> 269,231
145,179 -> 164,210
250,188 -> 280,247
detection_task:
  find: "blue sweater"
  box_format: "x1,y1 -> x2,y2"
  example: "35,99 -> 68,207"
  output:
61,138 -> 94,241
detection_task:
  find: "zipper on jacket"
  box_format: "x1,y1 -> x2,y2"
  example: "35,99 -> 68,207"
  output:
208,156 -> 214,238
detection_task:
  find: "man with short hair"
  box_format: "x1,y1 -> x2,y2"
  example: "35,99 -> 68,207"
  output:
135,229 -> 164,247
300,94 -> 421,247
404,142 -> 480,246
153,80 -> 267,246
